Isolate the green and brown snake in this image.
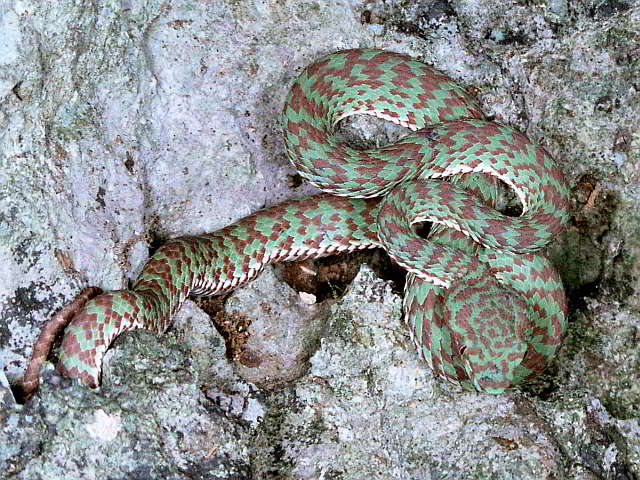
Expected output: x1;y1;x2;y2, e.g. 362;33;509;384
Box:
22;49;569;396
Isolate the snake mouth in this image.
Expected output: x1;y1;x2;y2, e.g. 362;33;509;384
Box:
471;368;515;394
462;346;529;394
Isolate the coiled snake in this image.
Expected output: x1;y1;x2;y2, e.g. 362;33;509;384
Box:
23;49;569;396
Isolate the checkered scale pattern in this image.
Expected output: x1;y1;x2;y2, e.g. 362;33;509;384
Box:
52;49;569;393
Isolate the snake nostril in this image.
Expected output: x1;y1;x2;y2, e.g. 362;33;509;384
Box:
459;345;467;356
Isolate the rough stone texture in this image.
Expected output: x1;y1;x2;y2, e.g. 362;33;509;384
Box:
225;268;331;387
1;0;639;479
1;335;255;479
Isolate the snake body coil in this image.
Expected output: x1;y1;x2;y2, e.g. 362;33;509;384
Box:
42;49;569;394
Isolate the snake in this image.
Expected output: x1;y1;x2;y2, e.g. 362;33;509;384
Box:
23;48;570;396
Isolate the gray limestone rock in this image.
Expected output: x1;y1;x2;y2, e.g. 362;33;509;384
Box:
1;0;639;478
225;267;331;388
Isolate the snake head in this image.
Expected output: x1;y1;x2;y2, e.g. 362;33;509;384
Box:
444;273;533;395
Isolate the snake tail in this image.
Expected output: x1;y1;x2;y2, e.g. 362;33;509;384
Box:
59;195;380;387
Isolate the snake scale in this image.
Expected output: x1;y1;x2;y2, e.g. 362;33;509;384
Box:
25;48;570;396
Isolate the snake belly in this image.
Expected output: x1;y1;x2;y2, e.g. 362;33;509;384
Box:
54;49;569;393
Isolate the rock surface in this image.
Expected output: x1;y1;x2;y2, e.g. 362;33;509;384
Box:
1;1;639;478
